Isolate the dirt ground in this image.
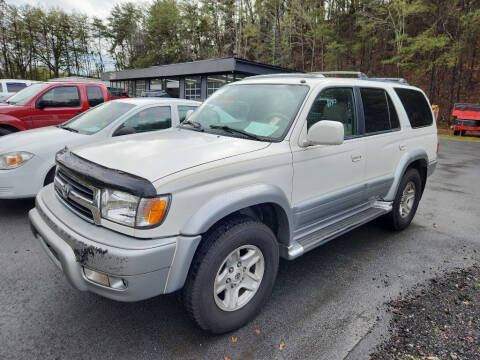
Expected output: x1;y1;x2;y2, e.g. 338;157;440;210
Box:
370;265;480;360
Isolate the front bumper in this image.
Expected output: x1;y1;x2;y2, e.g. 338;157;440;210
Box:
29;186;201;302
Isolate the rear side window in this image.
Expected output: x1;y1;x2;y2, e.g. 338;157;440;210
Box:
86;86;104;106
122;106;172;133
6;82;27;92
178;105;199;122
394;88;433;128
360;88;400;133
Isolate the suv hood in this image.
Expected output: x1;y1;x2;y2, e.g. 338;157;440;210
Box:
72;128;270;183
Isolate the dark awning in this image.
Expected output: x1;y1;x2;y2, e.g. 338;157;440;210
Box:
101;57;296;81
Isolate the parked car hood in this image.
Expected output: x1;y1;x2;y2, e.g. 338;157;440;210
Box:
0;126;85;156
72;128;270;183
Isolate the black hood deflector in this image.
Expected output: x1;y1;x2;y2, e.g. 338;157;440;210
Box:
56;148;157;197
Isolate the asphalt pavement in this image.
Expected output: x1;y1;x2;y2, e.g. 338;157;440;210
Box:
1;138;479;360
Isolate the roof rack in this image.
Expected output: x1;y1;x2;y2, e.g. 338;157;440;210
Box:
369;77;409;85
313;71;368;79
246;72;410;85
246;73;325;80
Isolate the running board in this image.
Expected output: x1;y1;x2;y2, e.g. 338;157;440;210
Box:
283;201;392;260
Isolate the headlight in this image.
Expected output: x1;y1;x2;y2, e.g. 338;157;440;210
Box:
0;151;34;169
101;189;170;228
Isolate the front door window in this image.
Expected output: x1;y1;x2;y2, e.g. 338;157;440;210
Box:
306;87;356;137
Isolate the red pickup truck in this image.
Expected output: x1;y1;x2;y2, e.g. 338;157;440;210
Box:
0;82;117;136
451;103;480;136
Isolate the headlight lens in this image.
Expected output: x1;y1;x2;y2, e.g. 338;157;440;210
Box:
0;151;34;169
101;189;170;228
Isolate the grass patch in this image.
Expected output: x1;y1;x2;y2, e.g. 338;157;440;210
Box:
439;134;480;143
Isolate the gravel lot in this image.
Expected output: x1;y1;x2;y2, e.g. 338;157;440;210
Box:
1;138;479;360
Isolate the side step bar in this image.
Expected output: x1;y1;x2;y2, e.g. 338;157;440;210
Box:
282;201;392;260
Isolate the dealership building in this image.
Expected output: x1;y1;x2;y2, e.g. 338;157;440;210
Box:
101;57;295;101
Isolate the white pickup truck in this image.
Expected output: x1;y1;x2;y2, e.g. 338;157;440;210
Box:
29;73;438;333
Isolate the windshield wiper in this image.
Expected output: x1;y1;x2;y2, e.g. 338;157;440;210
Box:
58;125;79;133
180;120;204;131
6;100;16;105
209;125;264;141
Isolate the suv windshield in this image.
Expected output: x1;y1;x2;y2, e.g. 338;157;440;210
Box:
5;83;49;105
61;101;135;135
187;84;309;140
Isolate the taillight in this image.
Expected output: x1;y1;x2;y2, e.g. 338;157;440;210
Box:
436;138;439;153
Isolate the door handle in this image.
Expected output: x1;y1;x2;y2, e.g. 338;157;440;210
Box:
399;145;407;151
351;155;362;162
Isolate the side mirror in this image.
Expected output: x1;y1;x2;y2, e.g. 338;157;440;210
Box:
113;126;137;137
184;109;194;121
303;120;344;146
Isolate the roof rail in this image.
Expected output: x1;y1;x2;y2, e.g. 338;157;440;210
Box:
369;77;409;85
245;73;325;80
313;71;368;79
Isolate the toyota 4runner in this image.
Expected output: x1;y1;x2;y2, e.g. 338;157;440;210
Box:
29;74;438;333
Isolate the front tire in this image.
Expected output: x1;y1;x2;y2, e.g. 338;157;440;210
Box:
182;216;279;334
387;168;422;231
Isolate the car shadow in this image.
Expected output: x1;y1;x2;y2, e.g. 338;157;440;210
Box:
0;198;35;215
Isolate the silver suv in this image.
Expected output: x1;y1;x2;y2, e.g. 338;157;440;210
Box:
29;73;438;333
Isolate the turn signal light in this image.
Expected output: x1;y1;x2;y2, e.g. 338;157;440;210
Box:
143;198;168;225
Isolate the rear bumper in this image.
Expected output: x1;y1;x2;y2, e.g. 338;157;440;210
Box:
29;186;201;301
452;119;480;131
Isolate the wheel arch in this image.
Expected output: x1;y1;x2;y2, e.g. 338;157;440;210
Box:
181;184;293;245
165;185;292;294
384;149;428;201
0;115;28;132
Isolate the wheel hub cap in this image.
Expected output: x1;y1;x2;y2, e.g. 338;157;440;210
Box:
214;245;265;312
399;181;416;218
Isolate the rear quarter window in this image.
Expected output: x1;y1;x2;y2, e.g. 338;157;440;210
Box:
394;88;433;128
86;86;104;107
6;82;27;92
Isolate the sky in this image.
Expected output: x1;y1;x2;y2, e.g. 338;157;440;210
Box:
6;0;139;19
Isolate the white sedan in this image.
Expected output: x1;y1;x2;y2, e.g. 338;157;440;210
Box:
0;98;200;199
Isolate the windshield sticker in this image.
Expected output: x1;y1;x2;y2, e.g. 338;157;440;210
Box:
244;121;279;137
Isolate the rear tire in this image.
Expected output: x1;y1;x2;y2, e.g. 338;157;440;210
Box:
460;130;467;137
0;127;13;136
453;130;460;136
182;215;279;334
386;168;422;231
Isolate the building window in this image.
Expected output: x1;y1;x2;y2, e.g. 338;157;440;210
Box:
127;80;135;97
148;78;179;98
165;78;179;98
185;77;201;100
234;73;247;81
136;80;146;97
207;74;233;96
150;79;163;90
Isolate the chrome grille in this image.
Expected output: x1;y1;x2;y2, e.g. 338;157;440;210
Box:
54;167;101;224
